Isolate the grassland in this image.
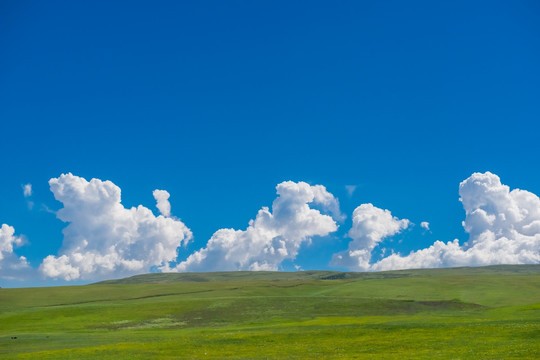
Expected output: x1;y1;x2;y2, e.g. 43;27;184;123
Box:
1;265;539;359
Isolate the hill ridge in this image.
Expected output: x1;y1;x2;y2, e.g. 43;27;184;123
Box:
95;264;540;284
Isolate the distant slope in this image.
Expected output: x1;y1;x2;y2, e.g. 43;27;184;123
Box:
96;264;540;284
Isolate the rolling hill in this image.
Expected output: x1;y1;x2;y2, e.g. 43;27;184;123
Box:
1;265;539;359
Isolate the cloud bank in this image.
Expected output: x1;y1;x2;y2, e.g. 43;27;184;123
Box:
40;174;192;281
173;181;339;272
341;172;540;271
7;170;540;283
0;224;31;279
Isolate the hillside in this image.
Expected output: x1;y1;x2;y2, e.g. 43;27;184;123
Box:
1;265;539;359
96;264;540;284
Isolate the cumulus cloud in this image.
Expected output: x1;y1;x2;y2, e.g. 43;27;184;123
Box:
0;224;32;279
153;189;171;217
40;173;192;281
420;221;430;230
331;204;410;271
23;184;32;197
370;172;540;270
173;181;339;272
312;184;345;221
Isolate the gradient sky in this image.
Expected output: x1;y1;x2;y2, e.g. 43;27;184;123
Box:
1;1;539;287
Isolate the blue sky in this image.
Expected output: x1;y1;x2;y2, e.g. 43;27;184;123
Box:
1;1;539;287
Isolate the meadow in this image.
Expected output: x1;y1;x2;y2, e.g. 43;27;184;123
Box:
1;265;539;359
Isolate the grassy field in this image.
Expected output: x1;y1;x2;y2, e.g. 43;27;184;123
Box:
1;265;539;359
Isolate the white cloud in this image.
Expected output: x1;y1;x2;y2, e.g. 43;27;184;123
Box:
153;189;171;217
345;185;357;197
40;173;192;281
23;184;32;197
331;204;410;271
370;172;540;270
0;225;22;259
312;184;345;221
173;181;339;272
420;221;430;230
0;224;32;279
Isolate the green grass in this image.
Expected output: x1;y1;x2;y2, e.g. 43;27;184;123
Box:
1;265;539;359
